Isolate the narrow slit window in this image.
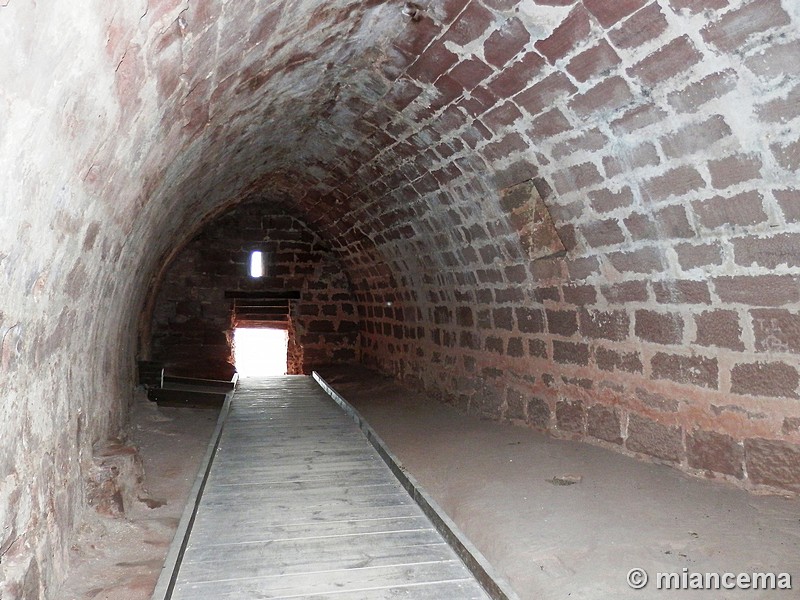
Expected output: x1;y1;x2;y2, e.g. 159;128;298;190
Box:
249;251;264;278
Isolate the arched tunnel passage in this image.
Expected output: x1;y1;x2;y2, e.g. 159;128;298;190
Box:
1;0;800;597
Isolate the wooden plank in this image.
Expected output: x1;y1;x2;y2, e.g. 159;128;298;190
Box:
171;561;479;600
158;376;492;600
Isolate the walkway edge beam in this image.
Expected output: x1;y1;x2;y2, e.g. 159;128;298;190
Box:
312;371;521;600
150;387;236;600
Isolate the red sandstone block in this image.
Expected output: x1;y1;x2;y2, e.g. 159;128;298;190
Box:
482;0;521;9
514;71;577;116
552;161;603;194
570;76;634;116
444;1;496;46
534;5;592;64
580;218;626;247
566;39;621;82
556;400;585;433
601;280;649;303
482;132;528;162
482;101;524;133
455;306;474;327
744;40;800;81
554;129;608;161
675;242;723;270
652;280;711;304
660;115;731;159
695;309;744;350
608;246;664;274
584;0;647;28
579;309;630;340
756;83;800;124
701;0;790;53
495;287;524;303
483;16;531;68
626;414;683;462
643;205;694;240
708;154;763;189
776;189;800;222
602;142;660;177
745;438;800;491
553;340;590;365
448;58;494;91
566;256;600;279
562;284;598;305
494;307;515;330
641;165;706;202
526;108;573;143
627;35;702;86
635;309;684;344
485;336;505;353
734;233;800;269
487;51;547;98
588;187;634;213
752;308;800;354
692;191;767;229
546;309;579;336
669;0;728;13
713;275;800;306
731;361;799;398
383;77;424;112
587;404;623;443
771;139;800;172
667;70;737;113
516;307;545;333
529;339;549;359
610;103;668;135
687;430;743;478
393;15;442;57
608;2;668;49
595;346;643;373
407;41;459;83
651;352;718;388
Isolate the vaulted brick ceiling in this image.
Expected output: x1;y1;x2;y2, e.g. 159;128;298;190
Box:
2;1;800;595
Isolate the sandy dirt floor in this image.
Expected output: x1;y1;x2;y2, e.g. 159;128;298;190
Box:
318;366;800;600
56;395;218;600
56;369;799;599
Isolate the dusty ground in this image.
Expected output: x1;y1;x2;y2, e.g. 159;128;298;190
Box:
56;395;218;600
56;369;799;599
318;366;800;600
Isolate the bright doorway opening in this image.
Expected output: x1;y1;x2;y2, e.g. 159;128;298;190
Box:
233;327;288;377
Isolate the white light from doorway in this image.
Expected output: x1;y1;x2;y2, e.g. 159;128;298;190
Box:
249;250;264;278
233;327;287;377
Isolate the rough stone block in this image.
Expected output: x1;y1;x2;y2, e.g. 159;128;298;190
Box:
556;399;585;433
695;310;744;351
651;352;718;388
745;438;800;491
730;361;799;398
587;404;623;444
626;414;683;462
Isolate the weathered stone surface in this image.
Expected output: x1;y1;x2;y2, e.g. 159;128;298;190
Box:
4;1;800;595
745;439;800;490
687;430;744;478
626;414;683;463
587;405;622;444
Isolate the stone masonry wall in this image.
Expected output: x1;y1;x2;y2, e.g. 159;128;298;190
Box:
150;201;359;378
335;0;800;493
2;1;799;597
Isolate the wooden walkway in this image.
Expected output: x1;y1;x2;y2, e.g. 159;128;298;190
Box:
165;376;493;599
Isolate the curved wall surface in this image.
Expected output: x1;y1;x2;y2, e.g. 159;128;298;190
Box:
1;0;799;597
